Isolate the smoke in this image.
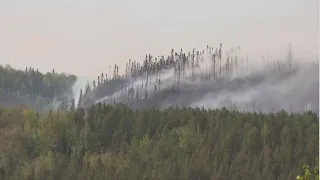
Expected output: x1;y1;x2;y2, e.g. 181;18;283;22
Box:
72;76;90;108
41;76;87;111
190;61;319;113
86;45;319;114
49;97;62;111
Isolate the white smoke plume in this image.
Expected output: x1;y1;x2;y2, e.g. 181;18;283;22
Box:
84;45;318;114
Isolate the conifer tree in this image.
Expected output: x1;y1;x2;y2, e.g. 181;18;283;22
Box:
77;89;83;107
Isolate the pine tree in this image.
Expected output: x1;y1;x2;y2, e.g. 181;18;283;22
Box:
69;98;75;111
77;89;83;107
93;80;96;90
101;73;104;83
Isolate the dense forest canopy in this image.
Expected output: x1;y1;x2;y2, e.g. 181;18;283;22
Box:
0;65;77;111
0;104;318;179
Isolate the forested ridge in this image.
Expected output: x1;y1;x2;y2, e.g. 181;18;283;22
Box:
0;103;318;180
0;65;77;110
0;44;318;179
78;45;243;108
76;44;319;115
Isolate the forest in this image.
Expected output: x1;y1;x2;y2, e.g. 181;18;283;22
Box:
0;65;77;111
78;45;247;109
0;44;318;179
76;44;318;114
0;103;318;180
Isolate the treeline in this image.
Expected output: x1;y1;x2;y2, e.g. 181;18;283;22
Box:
78;44;293;109
0;65;77;110
79;44;245;108
0;103;318;179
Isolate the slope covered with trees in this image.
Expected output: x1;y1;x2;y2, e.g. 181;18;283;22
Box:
0;104;318;180
77;44;319;114
78;45;243;108
0;65;77;111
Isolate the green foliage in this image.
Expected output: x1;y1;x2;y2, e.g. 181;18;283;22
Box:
297;160;319;180
0;104;318;179
0;65;77;110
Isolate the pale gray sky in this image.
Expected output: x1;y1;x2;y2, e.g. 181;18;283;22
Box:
0;0;318;78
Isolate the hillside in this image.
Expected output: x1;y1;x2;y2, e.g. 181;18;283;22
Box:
0;43;318;180
77;44;319;114
0;104;318;179
0;65;77;111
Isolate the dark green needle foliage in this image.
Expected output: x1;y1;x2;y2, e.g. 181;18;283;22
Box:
0;103;318;180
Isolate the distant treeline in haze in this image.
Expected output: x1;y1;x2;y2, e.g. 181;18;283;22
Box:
0;65;77;111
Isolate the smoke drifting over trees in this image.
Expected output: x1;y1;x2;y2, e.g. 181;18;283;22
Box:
77;43;318;114
0;42;318;180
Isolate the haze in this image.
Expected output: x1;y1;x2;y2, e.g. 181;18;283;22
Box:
0;0;318;78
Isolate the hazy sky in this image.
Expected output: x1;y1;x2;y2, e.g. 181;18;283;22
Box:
0;0;318;78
